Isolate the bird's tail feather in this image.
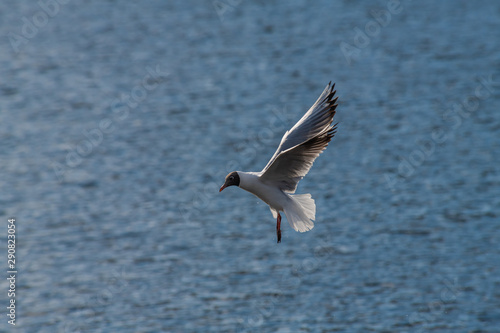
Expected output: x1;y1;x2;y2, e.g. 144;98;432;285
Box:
284;194;316;232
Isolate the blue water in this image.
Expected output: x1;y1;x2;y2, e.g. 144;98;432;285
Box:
1;1;499;332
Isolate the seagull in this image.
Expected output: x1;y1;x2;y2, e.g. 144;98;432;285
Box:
219;82;339;243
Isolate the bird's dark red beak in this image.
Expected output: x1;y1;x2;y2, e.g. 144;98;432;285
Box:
219;184;227;192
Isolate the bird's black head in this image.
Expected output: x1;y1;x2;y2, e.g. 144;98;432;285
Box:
219;171;240;192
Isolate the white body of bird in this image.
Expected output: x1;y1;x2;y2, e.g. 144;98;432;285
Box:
237;171;316;233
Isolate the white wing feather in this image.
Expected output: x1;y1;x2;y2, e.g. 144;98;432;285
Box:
259;83;338;193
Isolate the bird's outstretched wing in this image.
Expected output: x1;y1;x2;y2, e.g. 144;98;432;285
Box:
259;82;338;193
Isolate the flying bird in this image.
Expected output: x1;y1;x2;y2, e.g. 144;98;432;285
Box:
219;82;339;243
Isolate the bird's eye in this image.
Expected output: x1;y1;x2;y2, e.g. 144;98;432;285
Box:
229;176;234;181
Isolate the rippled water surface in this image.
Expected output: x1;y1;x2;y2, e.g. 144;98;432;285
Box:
1;1;500;332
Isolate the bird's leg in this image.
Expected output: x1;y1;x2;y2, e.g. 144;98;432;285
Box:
276;213;281;243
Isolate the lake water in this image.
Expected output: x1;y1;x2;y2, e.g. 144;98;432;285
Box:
1;0;499;332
